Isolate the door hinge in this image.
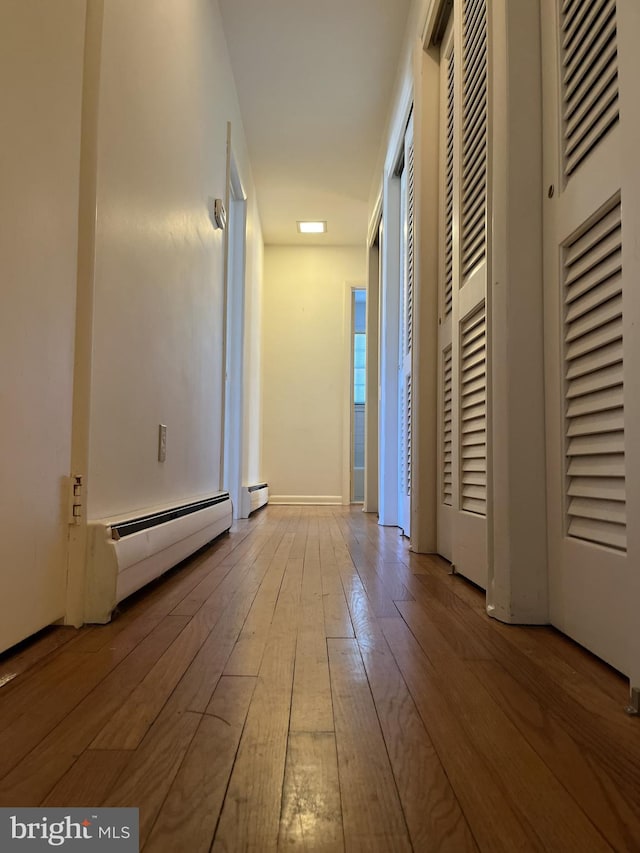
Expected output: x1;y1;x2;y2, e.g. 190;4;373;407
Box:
68;473;84;525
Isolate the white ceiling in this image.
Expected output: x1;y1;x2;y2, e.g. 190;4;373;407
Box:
218;0;413;246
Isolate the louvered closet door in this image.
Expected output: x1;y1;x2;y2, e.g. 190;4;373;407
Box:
450;0;488;587
542;0;640;677
398;114;414;537
437;17;455;561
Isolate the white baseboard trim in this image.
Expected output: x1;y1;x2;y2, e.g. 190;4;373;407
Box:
270;495;343;506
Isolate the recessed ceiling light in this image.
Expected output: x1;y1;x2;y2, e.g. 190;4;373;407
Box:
297;221;327;234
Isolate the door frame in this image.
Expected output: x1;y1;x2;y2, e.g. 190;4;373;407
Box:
397;113;414;538
379;169;401;526
342;282;366;504
65;0;105;628
221;126;248;519
364;199;381;514
378;78;413;528
486;0;548;624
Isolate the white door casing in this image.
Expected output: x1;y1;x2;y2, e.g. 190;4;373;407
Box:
363;215;381;514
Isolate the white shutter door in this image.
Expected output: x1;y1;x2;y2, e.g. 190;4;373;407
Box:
543;0;640;682
450;0;488;587
398;114;414;537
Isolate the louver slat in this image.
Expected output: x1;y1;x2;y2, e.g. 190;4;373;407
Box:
442;347;453;505
463;100;487;160
565;293;621;342
566;317;620;360
568;518;626;550
462;332;485;358
463;157;486;210
563;0;614;75
566;263;620;307
561;0;619;178
463;389;486;410
463;50;486;98
462;375;485;397
567;477;625;501
566;274;620;322
568;497;625;524
566;385;622;418
462;401;485;422
566;363;622;398
461;0;487;282
462;361;485;384
462;239;486;277
567;432;624;455
463;415;485;433
564;205;619;264
465;0;484;33
565;66;617;139
564;199;625;551
566;407;623;436
563;0;588;34
566;338;622;379
565;39;616;120
460;305;486;515
565;226;620;286
566;101;619;177
462;432;486;447
568;455;624;477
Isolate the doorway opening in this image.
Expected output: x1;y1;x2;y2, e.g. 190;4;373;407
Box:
351;289;366;503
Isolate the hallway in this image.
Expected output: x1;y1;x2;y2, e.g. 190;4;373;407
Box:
0;507;638;851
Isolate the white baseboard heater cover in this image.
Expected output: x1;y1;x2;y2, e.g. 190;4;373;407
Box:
85;491;232;623
239;483;269;519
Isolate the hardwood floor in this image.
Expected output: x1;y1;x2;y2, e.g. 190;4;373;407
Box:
0;506;638;851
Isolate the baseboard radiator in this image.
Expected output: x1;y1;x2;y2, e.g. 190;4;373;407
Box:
239;483;269;519
85;492;232;623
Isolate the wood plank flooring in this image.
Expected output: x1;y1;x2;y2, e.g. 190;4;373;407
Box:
0;506;638;851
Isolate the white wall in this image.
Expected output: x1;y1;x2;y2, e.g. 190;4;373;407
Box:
262;246;365;504
0;0;86;652
88;0;263;519
0;0;265;649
